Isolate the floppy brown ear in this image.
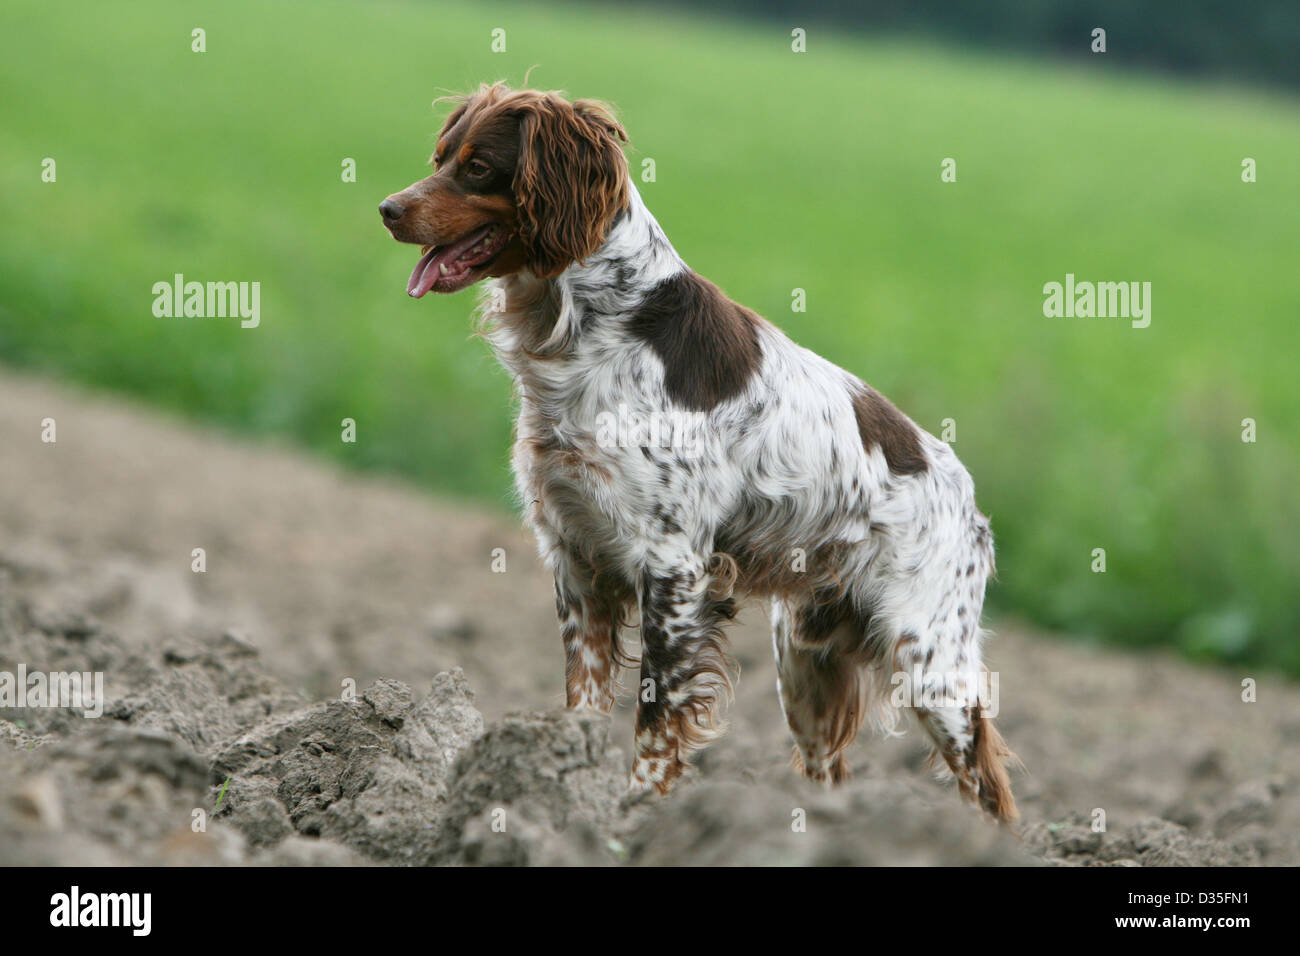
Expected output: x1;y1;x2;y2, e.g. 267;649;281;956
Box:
513;94;629;278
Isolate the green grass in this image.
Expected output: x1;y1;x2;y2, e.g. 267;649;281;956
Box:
2;0;1297;671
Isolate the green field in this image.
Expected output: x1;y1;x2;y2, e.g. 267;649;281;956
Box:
1;0;1297;671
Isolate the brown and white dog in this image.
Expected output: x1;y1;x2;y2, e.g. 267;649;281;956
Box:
381;83;1019;822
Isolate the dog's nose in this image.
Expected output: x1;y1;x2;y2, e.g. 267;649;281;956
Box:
379;198;404;222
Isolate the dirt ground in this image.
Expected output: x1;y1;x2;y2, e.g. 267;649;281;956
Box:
1;369;1296;865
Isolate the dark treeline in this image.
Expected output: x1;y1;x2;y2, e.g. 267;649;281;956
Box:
624;0;1299;89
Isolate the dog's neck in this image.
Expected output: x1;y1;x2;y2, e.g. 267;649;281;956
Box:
481;182;685;364
565;182;685;308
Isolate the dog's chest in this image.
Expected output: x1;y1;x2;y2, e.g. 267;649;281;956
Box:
511;349;660;539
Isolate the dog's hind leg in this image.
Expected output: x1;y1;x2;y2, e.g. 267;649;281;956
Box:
770;596;873;785
898;632;1020;824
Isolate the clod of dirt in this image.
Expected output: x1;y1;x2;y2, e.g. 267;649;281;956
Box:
626;777;1032;866
213;671;484;863
1213;778;1280;835
1022;812;1261;866
1;724;233;865
435;709;627;865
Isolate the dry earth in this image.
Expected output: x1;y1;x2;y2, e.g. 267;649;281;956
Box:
1;370;1297;865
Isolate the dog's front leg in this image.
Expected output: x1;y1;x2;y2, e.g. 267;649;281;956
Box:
552;548;632;714
629;543;736;795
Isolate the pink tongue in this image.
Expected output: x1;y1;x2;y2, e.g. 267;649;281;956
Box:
404;225;500;298
407;247;446;298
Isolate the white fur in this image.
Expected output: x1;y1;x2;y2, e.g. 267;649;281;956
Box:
478;183;996;789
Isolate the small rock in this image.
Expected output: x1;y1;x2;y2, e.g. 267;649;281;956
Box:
217;630;260;658
435;708;625;864
1189;749;1229;782
1214;779;1275;835
361;679;413;728
13;774;64;830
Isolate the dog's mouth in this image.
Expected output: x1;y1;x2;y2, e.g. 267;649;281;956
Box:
406;223;513;297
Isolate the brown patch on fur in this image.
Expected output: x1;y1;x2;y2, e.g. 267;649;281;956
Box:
628;272;762;412
561;604;618;712
795;591;853;644
812;654;870;759
707;551;739;598
891;633;921;674
637;701;729;795
510;91;629;277
556;565;636;713
416;193;514;248
829;750;852;783
973;713;1021;824
852;387;929;476
721;539;853;609
791;745;850;781
781;621;872;785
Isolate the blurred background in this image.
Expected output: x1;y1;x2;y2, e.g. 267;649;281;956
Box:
1;0;1297;673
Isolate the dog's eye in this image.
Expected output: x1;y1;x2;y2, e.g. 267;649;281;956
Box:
465;159;492;179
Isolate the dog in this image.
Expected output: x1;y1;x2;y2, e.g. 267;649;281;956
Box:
380;83;1019;822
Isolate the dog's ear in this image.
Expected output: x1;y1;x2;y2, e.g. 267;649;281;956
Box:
513;94;629;278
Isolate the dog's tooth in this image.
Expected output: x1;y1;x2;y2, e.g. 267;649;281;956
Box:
439;263;449;275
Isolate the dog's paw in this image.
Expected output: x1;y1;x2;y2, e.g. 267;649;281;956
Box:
619;778;661;813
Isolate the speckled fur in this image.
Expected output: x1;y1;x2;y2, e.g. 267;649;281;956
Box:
475;181;1017;821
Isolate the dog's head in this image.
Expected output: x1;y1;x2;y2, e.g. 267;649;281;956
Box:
380;83;629;297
